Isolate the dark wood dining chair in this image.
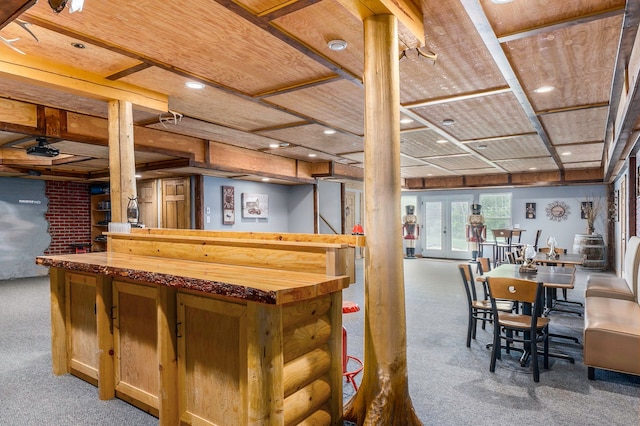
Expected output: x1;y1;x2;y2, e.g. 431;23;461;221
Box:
492;229;513;265
532;229;543;251
486;277;550;382
458;264;513;347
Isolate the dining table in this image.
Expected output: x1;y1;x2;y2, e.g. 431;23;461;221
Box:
477;263;578;364
530;252;586;266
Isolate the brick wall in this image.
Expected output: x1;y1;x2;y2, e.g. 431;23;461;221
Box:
44;181;91;255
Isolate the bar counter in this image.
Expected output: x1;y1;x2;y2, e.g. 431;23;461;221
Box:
36;231;356;426
36;252;349;305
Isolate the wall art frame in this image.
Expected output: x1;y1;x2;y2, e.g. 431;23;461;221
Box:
222;185;235;225
241;193;269;219
525;202;536;219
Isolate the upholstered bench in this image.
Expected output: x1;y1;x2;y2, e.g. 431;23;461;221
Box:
585;236;640;301
584;296;640;379
584;236;640;380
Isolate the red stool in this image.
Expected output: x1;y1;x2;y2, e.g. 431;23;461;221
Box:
342;301;363;391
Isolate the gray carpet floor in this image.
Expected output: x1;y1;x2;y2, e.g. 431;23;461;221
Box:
1;258;638;425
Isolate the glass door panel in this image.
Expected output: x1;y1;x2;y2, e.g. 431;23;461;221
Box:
422;198;472;259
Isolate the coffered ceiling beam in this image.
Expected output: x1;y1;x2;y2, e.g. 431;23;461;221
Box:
460;0;563;170
0;50;168;112
604;1;640;180
403;87;511;109
335;0;425;45
0;0;35;30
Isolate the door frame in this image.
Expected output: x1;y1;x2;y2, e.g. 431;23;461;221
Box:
421;195;474;260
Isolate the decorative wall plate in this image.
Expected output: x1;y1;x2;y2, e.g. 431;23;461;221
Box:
545;200;570;222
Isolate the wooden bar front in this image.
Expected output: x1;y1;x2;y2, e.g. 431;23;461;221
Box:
37;230;358;425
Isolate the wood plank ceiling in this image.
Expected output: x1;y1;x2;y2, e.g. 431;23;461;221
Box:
0;0;636;188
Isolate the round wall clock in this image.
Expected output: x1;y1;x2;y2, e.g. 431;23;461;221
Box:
545;200;570;222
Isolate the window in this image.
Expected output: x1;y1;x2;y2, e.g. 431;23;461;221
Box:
479;193;512;233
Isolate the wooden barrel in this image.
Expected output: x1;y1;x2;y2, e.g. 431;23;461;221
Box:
573;233;606;270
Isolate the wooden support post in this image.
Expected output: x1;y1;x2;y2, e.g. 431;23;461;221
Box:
246;302;284;425
157;286;179;426
108;100;137;223
49;267;67;376
344;13;421;425
95;274;115;400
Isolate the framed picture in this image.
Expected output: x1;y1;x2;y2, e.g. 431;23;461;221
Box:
580;201;592;220
242;193;269;218
222;186;235;225
525;202;536;219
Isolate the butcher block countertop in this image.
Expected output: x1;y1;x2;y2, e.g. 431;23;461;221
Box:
36;252;350;305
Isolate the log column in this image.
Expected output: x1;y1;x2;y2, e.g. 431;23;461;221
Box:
108;99;137;223
345;13;421;425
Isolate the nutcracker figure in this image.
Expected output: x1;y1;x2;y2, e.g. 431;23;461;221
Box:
466;203;485;262
402;205;419;258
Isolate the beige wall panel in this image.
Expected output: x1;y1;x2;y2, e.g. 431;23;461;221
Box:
259;123;363;154
1;21;141;76
121;67;301;131
274;0;364;77
399;1;506;104
146;117;280;151
506;17;622;112
25;1;334;95
401;130;466;157
267;80;364;135
412;92;535;140
541;107;608;145
496;157;557;172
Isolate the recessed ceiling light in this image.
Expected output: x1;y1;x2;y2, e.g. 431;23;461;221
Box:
185;81;205;89
327;39;348;51
436;139;448;144
134;174;142;178
562;151;572;156
442;119;455;126
279;142;290;147
308;153;317;157
534;85;554;93
529;167;537;170
324;129;336;135
400;118;414;124
261;178;270;182
427;173;433;176
491;0;514;3
71;42;85;49
269;143;279;149
477;144;487;149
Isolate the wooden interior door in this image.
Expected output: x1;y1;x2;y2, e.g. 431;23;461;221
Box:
137;180;157;228
161;178;190;229
344;191;356;234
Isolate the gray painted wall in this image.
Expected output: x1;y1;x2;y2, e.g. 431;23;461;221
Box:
202;176;315;233
318;180;342;234
404;184;607;257
0;178;50;279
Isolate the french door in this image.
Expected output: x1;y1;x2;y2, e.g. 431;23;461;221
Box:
422;197;473;259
